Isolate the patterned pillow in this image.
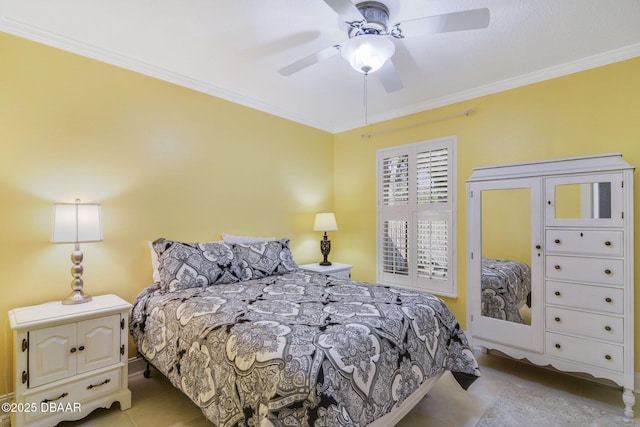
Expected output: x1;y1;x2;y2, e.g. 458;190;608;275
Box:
152;238;242;292
233;238;299;281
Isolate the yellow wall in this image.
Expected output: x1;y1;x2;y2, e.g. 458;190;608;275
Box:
0;33;334;395
333;55;640;371
481;188;531;264
2;29;640;397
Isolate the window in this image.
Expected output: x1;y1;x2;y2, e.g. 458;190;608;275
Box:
376;136;457;297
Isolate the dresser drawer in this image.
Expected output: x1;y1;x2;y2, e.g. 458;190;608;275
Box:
545;230;623;256
545;281;623;314
546;307;623;342
23;367;122;422
545;332;623;372
545;255;623;286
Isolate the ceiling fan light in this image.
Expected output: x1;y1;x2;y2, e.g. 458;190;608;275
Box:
341;34;395;74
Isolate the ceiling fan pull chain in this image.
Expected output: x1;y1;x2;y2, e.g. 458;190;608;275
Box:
364;72;369;125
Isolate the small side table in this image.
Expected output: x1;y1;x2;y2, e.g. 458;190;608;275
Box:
299;262;352;280
8;294;132;427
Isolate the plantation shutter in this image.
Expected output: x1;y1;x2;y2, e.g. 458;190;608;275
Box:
377;137;456;297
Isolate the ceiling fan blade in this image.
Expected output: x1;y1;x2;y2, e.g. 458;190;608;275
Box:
399;8;490;36
278;45;340;76
377;60;403;93
323;0;365;23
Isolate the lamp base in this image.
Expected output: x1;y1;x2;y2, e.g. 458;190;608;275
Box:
62;249;92;304
62;289;92;305
320;235;332;266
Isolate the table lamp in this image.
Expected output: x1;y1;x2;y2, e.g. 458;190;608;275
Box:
313;212;338;266
52;199;103;304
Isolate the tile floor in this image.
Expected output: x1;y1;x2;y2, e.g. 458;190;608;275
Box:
59;350;636;427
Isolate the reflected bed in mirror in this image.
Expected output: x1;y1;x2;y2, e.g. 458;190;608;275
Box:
481;258;531;324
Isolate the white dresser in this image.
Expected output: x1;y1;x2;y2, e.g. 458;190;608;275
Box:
466;153;634;417
8;294;132;427
299;262;352;280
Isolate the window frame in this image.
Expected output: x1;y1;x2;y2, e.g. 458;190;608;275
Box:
376;136;457;298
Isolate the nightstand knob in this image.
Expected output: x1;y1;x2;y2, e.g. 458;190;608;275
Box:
554;317;561;322
605;241;612;246
605;326;612;331
554;239;560;244
79;345;85;351
555;343;561;349
604;269;612;275
554;265;561;270
70;347;77;353
605;297;613;303
554;291;561;296
605;355;612;361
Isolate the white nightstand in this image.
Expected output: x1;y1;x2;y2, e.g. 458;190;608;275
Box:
8;294;132;427
299;262;352;280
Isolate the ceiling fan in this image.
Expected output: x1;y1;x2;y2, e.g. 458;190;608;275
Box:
278;0;490;93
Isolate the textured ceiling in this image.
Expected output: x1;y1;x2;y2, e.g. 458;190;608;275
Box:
1;0;639;133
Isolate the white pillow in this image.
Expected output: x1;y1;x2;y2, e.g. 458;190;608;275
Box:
148;241;160;283
221;233;276;244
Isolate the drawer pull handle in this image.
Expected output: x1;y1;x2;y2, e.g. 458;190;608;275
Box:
554;265;561;270
87;378;111;390
554;239;560;244
605;326;612;331
79;345;85;351
605;355;612;361
605;297;613;303
42;393;68;403
605;241;612;246
554;291;561;296
70;347;77;353
604;269;612;275
554;317;561;322
555;343;561;349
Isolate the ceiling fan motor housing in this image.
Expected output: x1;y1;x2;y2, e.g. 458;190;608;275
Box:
350;1;390;36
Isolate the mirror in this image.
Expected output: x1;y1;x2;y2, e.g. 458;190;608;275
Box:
481;188;532;325
554;182;612;219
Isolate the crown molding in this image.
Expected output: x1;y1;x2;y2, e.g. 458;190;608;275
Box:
2;12;639;134
0;15;333;132
335;43;640;133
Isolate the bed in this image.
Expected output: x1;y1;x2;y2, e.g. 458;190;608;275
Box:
130;238;480;426
481;258;531;323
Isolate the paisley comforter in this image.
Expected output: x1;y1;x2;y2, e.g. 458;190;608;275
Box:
481;258;531;323
130;270;479;427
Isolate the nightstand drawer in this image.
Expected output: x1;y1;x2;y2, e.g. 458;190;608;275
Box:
328;269;351;280
299;263;352;280
23;367;122;423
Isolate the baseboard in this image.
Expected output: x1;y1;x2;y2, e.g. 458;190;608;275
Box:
0;393;14;427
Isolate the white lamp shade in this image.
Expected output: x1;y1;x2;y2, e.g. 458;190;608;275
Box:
313;212;338;232
52;202;103;243
341;34;396;74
